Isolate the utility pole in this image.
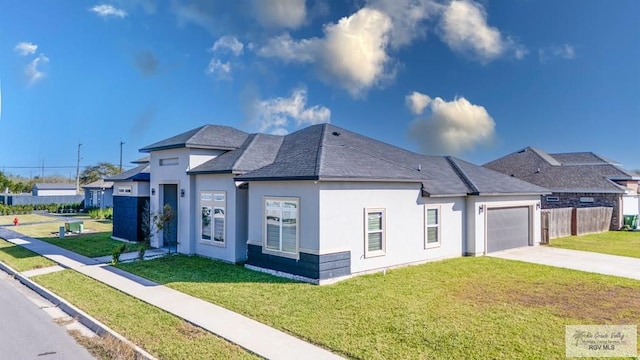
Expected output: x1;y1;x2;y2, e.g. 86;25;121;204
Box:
76;143;82;192
119;141;125;173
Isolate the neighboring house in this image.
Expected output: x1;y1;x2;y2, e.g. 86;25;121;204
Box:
106;159;150;242
82;180;114;209
136;124;548;284
484;147;640;230
32;183;77;196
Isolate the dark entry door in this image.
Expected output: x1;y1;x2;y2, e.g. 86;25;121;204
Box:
162;184;178;251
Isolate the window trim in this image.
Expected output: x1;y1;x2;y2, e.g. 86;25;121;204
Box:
117;185;132;194
425;205;441;249
262;197;300;260
364;208;386;258
545;196;559;202
159;157;179;166
200;191;226;247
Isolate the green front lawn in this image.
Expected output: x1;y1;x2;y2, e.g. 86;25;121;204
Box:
549;231;640;258
118;255;640;359
0;213;57;225
10;219;137;258
0;238;56;271
34;270;258;360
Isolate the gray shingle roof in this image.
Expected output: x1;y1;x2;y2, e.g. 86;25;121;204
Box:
139;125;248;152
82;180;114;189
188;134;284;174
236;124;548;196
484;147;634;193
106;163;150;182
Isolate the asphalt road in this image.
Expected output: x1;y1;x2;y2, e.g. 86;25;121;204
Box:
0;273;95;360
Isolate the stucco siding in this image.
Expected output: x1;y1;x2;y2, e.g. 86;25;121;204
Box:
194;174;242;263
319;182;465;275
466;195;541;255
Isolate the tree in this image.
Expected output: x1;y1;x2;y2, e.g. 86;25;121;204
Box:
79;162;120;184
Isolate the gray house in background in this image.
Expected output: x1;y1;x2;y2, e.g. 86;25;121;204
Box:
32;183;77;196
484;147;640;230
82;180;114;209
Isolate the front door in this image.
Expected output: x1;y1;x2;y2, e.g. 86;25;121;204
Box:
162;184;178;252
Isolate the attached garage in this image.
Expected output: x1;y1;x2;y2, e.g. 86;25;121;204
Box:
486;206;531;252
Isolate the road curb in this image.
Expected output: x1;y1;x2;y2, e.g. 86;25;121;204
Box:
0;261;158;360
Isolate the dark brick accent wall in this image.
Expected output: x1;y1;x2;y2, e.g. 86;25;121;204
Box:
113;196;149;241
542;192;621;230
247;244;351;280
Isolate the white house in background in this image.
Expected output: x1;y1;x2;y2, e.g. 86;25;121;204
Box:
32;183;77;196
137;124;549;284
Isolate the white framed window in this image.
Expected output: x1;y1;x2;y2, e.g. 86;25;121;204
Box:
364;208;385;258
201;191;225;245
580;197;594;203
264;197;299;258
117;186;131;194
159;157;179;166
546;196;559;202
425;206;440;248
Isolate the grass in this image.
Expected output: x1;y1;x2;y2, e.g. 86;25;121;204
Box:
0;238;56;271
117;255;640;359
0;213;58;225
549;230;640;258
33;270;258;360
11;219;138;258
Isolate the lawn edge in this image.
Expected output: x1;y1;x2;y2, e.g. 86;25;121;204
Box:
0;260;158;360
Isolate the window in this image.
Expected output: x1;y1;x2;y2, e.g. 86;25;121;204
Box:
425;206;440;248
117;186;131;194
580;197;594;203
546;196;559;202
264;198;299;258
159;157;179;166
201;191;225;245
365;208;385;257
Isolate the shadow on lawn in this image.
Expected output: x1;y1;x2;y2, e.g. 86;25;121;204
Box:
0;244;41;260
115;254;299;286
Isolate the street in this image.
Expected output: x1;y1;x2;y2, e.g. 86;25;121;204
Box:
0;272;95;360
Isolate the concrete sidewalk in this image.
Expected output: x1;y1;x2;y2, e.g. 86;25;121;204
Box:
489;246;640;281
0;227;343;360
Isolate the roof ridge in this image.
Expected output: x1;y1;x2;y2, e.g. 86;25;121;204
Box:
445;156;479;195
232;134;258;171
527;147;561;166
313;124;327;177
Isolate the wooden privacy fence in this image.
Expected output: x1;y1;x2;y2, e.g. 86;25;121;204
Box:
541;207;613;243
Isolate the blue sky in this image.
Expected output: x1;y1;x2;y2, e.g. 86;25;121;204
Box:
1;0;638;178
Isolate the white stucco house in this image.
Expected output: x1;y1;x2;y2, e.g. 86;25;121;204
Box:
137;124;549;284
32;183;78;196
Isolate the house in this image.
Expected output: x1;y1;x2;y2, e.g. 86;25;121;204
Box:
82;180;114;209
484;147;640;230
106;158;150;242
32;183;77;196
136;124;548;284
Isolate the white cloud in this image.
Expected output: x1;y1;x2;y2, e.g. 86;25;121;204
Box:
14;42;38;56
251;87;331;135
439;0;525;63
211;36;244;56
539;44;576;63
252;0;307;29
258;7;394;97
90;4;128;18
366;0;440;48
406;91;432;115
25;54;49;85
206;59;232;80
408;93;495;155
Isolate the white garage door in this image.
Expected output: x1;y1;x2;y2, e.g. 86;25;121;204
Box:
487;206;530;252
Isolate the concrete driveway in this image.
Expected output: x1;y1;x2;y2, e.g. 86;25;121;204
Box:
489;246;640;281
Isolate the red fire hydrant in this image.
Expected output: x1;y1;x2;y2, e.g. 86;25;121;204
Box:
13;217;19;226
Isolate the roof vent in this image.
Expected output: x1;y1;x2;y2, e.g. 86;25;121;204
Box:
418;164;422;171
332;131;341;136
535;168;540;173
